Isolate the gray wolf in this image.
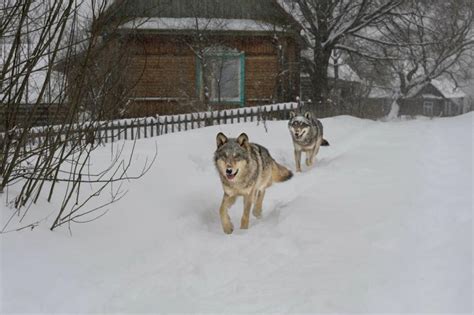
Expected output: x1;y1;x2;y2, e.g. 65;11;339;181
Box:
214;132;293;234
288;111;329;172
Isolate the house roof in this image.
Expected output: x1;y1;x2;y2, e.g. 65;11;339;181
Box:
119;18;285;33
407;78;466;99
106;0;297;30
431;79;466;99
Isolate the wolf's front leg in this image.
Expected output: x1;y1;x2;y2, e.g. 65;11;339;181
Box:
219;194;236;234
252;189;266;219
310;143;321;166
305;150;312;166
294;149;302;172
306;146;316;166
241;192;255;229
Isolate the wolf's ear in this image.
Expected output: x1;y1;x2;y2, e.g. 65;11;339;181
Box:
237;133;249;148
216;132;228;148
289;111;296;119
304;111;313;120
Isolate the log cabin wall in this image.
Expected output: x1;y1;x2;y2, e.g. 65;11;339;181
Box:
122;34;299;117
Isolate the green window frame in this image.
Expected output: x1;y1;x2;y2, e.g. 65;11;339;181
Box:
423;100;434;116
196;50;245;107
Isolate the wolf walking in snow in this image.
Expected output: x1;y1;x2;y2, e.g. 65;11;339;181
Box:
214;132;293;234
288;111;329;172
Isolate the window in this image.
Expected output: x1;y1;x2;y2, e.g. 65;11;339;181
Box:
198;48;245;105
423;101;434;116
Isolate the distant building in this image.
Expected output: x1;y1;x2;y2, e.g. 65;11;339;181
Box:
399;79;467;117
0;36;64;130
300;54;392;119
300;54;362;105
364;86;395;118
65;0;302;118
0;36;61;105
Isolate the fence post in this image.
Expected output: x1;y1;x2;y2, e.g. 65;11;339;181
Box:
124;121;128;141
117;121;121;141
95;127;100;144
104;124;108;144
156;116;160;136
137;120;141;139
110;122;115;143
144;118;148;138
131;120;135;140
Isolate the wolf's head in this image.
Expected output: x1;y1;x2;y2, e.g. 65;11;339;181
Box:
288;111;313;141
214;132;250;183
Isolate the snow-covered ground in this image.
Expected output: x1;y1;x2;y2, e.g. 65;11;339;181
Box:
1;113;472;313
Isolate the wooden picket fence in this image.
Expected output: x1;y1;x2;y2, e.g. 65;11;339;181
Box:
14;102;298;147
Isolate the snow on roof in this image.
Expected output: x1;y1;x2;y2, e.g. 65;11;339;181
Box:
407;78;467;99
431;79;466;99
368;86;394;98
300;48;362;83
119;17;284;32
420;94;444;99
111;0;292;26
405;84;425;98
300;63;361;83
327;59;361;83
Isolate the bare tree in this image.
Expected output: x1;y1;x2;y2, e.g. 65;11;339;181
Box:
0;0;155;232
179;13;231;112
279;0;403;113
351;0;474;99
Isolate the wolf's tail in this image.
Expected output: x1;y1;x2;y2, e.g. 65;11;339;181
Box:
272;162;293;183
321;138;330;146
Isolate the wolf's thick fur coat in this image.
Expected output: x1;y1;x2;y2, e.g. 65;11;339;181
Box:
214;132;292;234
288;111;329;172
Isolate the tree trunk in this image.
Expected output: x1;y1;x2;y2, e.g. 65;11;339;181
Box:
310;47;332;117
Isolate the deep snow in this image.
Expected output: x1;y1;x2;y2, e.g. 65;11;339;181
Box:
1;114;472;313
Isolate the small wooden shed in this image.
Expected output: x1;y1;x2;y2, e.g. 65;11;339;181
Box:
399;79;467;117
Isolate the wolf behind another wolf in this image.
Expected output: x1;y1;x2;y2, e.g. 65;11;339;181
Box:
214;132;292;234
288;111;329;172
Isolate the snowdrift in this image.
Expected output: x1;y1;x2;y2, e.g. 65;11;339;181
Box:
1;113;472;313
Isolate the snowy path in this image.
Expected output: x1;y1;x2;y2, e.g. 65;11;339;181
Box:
1;114;472;313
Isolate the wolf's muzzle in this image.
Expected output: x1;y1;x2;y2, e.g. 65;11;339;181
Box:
295;130;306;139
225;168;238;180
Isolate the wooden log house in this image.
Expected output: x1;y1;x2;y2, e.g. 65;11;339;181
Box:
85;0;301;118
